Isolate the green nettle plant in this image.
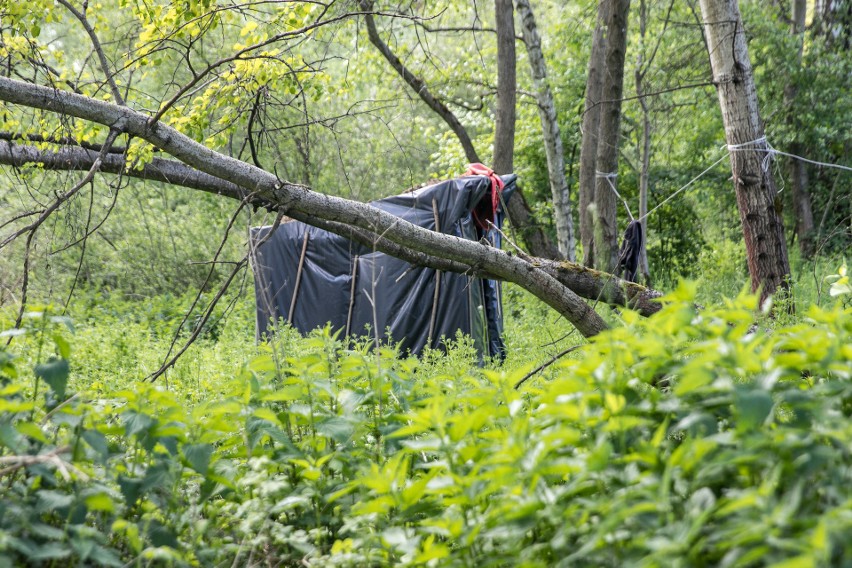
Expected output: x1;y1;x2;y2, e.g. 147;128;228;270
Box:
1;286;851;566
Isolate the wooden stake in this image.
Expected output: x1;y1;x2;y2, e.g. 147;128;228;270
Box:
345;255;359;338
427;199;441;346
288;231;310;324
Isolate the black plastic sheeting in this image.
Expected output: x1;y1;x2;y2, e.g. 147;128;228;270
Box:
250;174;516;360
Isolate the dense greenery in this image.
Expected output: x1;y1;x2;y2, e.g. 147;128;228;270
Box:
1;276;850;566
1;0;851;565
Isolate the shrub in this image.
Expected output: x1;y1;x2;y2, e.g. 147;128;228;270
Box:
1;288;850;566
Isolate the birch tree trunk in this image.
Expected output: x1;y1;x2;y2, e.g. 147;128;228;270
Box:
516;0;576;261
593;0;631;273
578;0;610;267
698;0;792;304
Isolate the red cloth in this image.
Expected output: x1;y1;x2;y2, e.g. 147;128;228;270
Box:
464;163;505;231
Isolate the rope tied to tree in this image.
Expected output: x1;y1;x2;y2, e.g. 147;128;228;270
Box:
726;136;852;174
595;170;635;221
725;136;774;172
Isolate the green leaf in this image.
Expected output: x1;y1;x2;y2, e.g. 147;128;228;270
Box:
82;429;109;458
35;358;69;400
29;542;70;561
0;422;25;451
36;490;74;514
84;492;115;512
142;462;172;492
118;475;143;505
735;389;774;431
147;520;179;549
15;421;45;442
768;555;815;568
316;416;355;443
88;545;123;567
248;354;276;373
53;333;71;359
123;411;155;438
183;443;214;475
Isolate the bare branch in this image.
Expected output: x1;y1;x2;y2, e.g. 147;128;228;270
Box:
359;0;481;164
56;0;125;105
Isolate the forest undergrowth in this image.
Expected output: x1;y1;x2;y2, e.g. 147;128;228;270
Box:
0;257;850;567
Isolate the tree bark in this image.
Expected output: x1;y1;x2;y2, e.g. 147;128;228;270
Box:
634;0;653;284
578;0;609;267
0;136;663;318
516;0;576;261
593;0;631;273
360;1;560;259
785;0;815;258
0;76;609;337
698;0;791;304
493;0;517;176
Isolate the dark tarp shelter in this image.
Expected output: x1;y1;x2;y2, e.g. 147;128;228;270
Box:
250;173;516;360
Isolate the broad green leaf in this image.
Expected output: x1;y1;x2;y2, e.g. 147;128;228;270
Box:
84;492;115;512
183;443;214;475
28;542;71;561
35;357;69;400
735;389;774;431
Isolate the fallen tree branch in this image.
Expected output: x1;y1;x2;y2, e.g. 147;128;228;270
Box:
0;445;88;481
0;135;662;319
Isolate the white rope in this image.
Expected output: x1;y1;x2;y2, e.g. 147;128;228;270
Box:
595;171;634;221
595;171;619;179
725;136;774;172
589;137;850;228
636;154;730;224
726;136;852;173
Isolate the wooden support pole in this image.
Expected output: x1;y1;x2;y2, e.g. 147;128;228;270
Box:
345;255;359;338
427;199;442;346
288;231;310;324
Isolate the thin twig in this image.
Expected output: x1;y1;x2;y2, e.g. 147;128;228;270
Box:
56;0;125;105
486;219;530;260
514;344;584;390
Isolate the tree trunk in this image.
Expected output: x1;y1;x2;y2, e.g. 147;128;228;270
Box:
0;76;610;337
516;0;575;261
786;0;816;258
593;0;631;273
493;0;517;176
635;0;652;284
698;0;791;304
578;0;609;267
361;0;561;259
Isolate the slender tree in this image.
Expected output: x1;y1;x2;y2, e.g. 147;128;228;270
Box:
698;0;792;304
634;0;652;284
493;0;517;176
578;0;609;267
785;0;816;258
516;0;576;260
593;0;631;273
